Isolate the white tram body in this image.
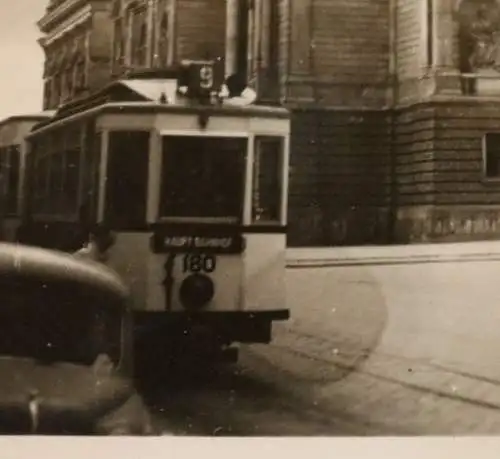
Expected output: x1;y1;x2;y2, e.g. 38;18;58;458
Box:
20;63;290;359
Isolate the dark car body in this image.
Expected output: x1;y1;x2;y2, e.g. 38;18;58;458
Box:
0;242;154;435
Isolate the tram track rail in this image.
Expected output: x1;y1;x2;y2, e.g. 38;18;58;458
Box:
247;328;500;415
142;321;500;436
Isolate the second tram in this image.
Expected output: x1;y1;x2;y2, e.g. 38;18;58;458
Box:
0;111;54;242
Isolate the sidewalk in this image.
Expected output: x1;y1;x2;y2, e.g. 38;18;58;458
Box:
286;240;500;268
261;243;500;434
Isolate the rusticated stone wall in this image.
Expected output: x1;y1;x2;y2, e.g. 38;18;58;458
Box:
287;108;392;246
394;100;500;243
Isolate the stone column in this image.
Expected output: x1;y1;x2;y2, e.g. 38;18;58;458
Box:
434;0;462;95
151;0;159;66
124;10;133;67
225;0;239;76
248;0;260;88
260;0;270;67
146;0;155;67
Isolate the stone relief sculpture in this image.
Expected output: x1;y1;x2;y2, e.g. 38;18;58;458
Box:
458;0;500;71
469;4;500;69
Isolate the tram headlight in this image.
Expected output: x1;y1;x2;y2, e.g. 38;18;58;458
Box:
179;273;215;310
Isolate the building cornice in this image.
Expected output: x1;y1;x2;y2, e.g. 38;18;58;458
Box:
39;0;110;33
38;0;89;32
39;4;92;48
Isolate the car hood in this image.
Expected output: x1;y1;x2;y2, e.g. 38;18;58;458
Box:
0;357;134;434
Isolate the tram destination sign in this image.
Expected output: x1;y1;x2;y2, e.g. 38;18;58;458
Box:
151;233;244;254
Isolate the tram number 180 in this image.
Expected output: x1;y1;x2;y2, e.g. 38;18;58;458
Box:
182;253;217;274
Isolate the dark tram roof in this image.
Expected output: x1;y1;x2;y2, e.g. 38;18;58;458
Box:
0;111;55;130
32;66;288;132
34;66;194;129
57;67;182;120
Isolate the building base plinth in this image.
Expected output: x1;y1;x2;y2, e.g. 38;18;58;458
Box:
395;206;500;244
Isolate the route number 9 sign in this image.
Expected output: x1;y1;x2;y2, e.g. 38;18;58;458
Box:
199;65;214;90
184;61;223;98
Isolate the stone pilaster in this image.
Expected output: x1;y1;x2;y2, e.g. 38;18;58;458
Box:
225;0;239;76
145;0;154;67
433;0;462;95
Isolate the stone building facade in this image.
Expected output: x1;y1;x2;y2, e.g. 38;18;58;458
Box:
282;0;500;245
38;0;116;110
35;0;500;246
109;0;226;78
391;0;500;244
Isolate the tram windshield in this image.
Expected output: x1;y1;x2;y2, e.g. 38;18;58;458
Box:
0;284;122;366
159;136;246;222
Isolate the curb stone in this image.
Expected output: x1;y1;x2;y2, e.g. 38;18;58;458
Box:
286;242;500;267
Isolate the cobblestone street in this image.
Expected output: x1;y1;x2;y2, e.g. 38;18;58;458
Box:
239;245;500;434
147;243;500;435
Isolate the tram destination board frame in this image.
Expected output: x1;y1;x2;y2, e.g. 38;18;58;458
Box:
150;231;245;254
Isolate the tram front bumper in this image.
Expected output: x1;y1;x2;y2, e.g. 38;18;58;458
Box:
134;309;290;344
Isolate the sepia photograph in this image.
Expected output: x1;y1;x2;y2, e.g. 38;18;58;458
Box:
1;0;500;452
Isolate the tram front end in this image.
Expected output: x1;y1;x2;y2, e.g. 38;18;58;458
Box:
105;113;291;365
98;68;291;365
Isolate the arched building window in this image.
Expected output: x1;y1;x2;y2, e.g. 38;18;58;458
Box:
112;18;124;72
53;72;62;107
64;58;74;101
43;79;52;110
74;55;86;92
129;5;147;68
57;49;69;102
43;58;51;80
136;23;147;66
43;53;56;108
158;12;169;66
66;70;74;100
137;24;147;65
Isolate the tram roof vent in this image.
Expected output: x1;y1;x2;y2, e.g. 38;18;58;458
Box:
120;78;178;104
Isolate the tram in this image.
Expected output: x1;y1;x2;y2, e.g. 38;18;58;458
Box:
17;61;290;364
0;111;54;242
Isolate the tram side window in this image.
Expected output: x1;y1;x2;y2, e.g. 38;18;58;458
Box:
62;145;81;215
29;130;83;218
159;136;246;221
48;152;64;213
33;156;49;214
81;128;101;225
252;136;283;224
105;131;150;228
7;146;20;215
0;145;20;215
